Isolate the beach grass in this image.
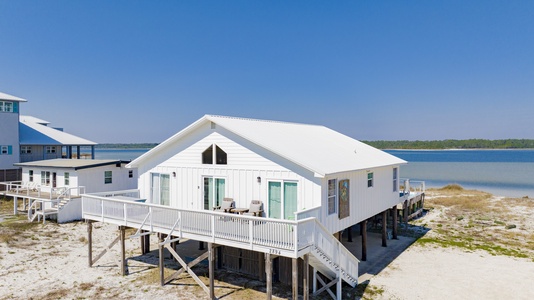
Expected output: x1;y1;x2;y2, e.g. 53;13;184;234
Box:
417;187;534;260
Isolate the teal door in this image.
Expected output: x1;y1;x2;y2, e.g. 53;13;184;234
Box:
268;181;297;220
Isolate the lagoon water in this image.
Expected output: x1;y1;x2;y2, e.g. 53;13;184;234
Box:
386;150;534;198
93;148;534;198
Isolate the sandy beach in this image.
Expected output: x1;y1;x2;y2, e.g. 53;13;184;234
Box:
1;187;533;299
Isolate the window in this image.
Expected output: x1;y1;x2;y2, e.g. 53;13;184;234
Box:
0;101;15;112
1;146;8;154
64;172;70;186
29;170;34;182
367;172;374;188
151;173;170;206
41;171;51;186
328;179;337;215
21;146;32;154
104;171;112;184
202;144;227;165
46;146;56;154
129;170;133;178
393;168;398;192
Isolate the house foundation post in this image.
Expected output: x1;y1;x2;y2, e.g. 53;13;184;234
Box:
120;226;126;276
347;226;353;242
265;253;272;300
158;233;164;286
208;242;215;299
292;257;298;300
392;205;398;240
87;221;93;267
382;211;387;247
303;254;309;300
361;220;367;261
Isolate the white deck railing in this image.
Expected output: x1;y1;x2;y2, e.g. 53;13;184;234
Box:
294;206;321;220
81;192;359;284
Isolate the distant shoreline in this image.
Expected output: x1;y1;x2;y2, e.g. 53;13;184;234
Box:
363;139;534;150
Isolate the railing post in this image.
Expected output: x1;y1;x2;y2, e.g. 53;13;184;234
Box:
124;203;128;224
294;222;298;257
211;215;215;242
249;218;254;248
101;199;104;222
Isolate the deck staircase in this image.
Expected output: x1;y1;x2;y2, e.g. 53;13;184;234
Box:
26;187;84;223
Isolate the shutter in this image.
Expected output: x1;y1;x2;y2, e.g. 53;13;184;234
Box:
13;102;19;113
8;145;13;155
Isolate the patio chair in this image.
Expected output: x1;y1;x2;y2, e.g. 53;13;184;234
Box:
243;200;263;217
213;197;235;212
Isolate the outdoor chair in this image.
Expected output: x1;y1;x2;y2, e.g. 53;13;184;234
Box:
243;200;263;217
213;197;235;213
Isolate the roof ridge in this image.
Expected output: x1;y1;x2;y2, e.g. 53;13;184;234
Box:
206;114;323;127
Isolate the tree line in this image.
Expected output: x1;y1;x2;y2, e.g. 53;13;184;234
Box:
362;139;534;149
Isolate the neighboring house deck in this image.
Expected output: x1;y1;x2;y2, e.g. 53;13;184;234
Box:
0;159;138;223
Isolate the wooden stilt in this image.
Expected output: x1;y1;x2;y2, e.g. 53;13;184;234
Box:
404;200;409;222
265;253;272;300
120;226;126;276
392;206;398;240
303;254;309;300
361;220;367;261
208;242;215;300
347;226;353;242
382;211;387;247
87;221;93;267
312;267;317;294
140;230;145;255
292;257;298;300
159;233;164;286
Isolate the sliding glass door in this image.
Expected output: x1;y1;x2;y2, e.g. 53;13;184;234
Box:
203;177;225;210
268;181;297;220
151;173;170;206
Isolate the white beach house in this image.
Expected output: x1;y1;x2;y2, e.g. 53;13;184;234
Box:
129;115;406;233
81;115;424;300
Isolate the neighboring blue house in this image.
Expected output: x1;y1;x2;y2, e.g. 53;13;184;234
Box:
0;91;97;183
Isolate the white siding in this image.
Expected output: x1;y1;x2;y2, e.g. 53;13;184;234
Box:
137;123;322;214
321;165;402;233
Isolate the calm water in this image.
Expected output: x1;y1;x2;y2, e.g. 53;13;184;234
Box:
92;148;149;161
386;150;534;198
92;148;534;198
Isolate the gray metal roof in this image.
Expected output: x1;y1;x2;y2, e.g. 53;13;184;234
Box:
14;159;123;170
19;116;97;146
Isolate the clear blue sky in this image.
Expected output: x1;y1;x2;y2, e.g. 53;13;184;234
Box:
1;1;533;143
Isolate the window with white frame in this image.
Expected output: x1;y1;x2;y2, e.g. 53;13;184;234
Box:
393;168;398;192
45;146;56;154
0;101;14;112
202;144;227;165
1;146;8;155
328;179;337;215
129;170;133;178
64;172;70;186
21;146;32;154
41;171;51;186
367;172;374;188
29;170;34;182
104;171;112;184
